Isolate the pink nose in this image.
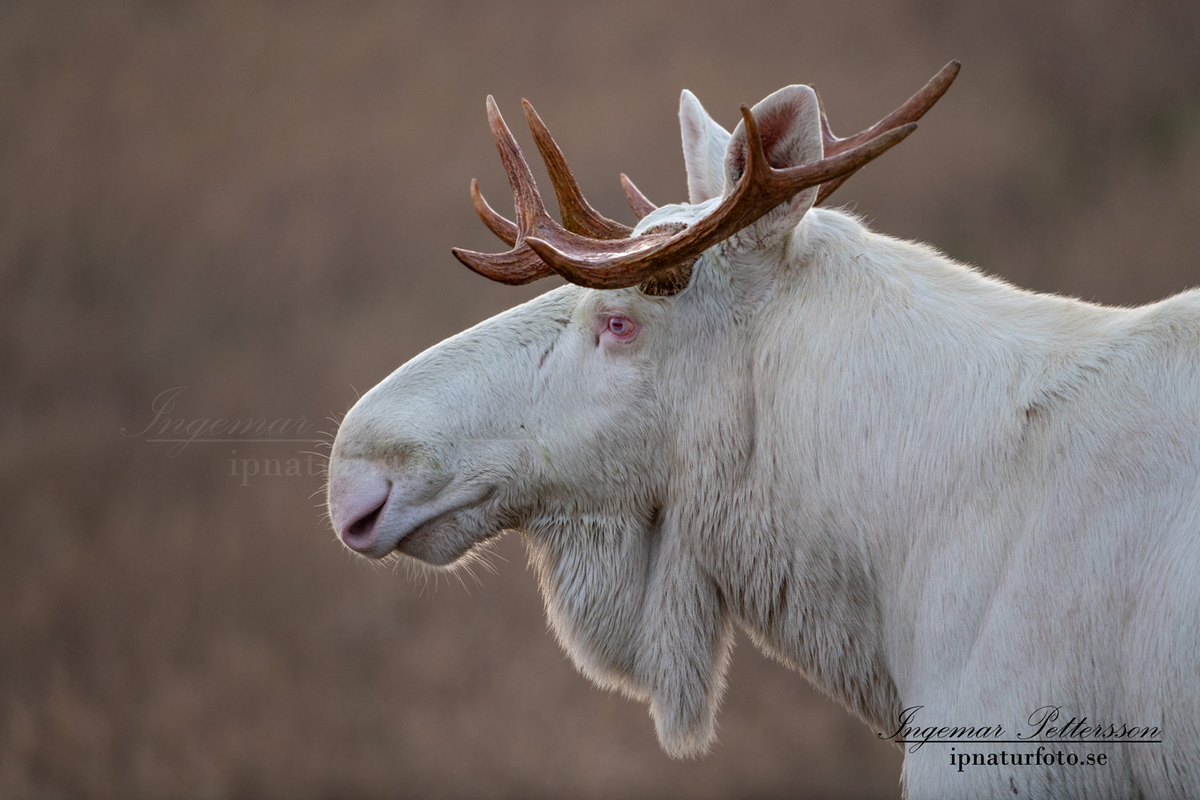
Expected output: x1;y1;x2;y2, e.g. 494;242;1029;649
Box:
328;461;391;553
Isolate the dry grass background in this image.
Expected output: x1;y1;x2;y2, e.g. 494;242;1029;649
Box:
2;2;1199;798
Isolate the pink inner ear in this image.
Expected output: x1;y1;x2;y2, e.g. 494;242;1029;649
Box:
728;145;747;182
754;105;800;170
727;93;814;185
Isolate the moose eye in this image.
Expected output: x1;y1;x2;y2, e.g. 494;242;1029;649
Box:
604;314;639;341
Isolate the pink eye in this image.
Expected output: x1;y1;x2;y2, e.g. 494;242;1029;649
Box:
604;314;638;340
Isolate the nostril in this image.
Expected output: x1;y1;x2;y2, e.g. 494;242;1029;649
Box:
345;497;387;545
328;461;392;553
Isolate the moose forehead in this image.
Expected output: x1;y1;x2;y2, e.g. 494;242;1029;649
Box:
633;197;722;238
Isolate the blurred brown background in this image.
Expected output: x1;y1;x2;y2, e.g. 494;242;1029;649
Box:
3;2;1199;798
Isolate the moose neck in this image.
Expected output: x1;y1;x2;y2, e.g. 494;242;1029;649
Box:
670;208;1119;731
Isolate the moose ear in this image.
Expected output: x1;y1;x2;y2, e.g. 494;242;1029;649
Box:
722;84;823;243
680;90;732;204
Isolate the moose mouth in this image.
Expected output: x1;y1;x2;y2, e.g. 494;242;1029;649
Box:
390;497;494;565
335;475;495;564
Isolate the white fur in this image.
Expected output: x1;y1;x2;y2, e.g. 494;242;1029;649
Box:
329;84;1200;798
679;89;729;203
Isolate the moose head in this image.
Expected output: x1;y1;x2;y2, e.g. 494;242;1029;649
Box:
327;65;961;755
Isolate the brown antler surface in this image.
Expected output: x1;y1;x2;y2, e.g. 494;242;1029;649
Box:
521;101;632;239
454;63;958;292
815;60;959;205
452;97;621;285
523;113;915;289
620;173;658;220
583;60;960;221
469;178;519;246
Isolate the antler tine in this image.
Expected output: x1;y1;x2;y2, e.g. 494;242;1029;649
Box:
816;61;959;205
824;61;959;156
620;173;658;220
451;96;560;283
525;117;916;289
522;99;632;239
485;95;550;236
454;96;641;284
738;104;774;184
451;243;557;285
470;178;518;246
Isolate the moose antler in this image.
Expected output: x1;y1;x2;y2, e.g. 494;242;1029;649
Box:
815;60;959;205
453;62;959;292
453;98;638;285
523;114;916;289
618;61;962;218
620;173;658;220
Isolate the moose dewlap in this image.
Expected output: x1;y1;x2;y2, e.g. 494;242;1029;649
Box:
327;63;1200;798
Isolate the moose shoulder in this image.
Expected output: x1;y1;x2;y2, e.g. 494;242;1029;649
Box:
327;63;1200;798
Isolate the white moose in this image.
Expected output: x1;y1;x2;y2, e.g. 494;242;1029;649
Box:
327;63;1199;798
